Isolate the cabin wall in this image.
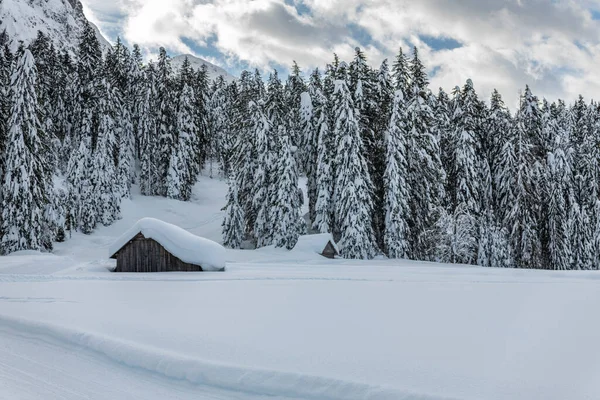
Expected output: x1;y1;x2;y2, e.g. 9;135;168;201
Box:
115;236;202;272
322;242;337;259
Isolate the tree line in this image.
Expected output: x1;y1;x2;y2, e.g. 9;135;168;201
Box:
0;23;599;270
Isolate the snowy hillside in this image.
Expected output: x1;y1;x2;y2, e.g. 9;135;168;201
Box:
172;54;236;82
2;175;600;400
0;0;110;53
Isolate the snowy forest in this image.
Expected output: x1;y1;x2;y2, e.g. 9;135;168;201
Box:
1;21;600;271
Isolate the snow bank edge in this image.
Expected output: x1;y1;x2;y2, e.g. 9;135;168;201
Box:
0;314;457;400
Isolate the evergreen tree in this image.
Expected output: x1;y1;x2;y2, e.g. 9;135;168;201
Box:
167;83;197;201
383;90;410;258
500;87;541;269
331;79;377;259
139;73;159;196
404;48;445;260
222;175;245;249
303;69;322;224
273;134;302;249
312;76;334;234
155;48;174;195
392;47;410;94
546;121;572;270
447;79;481;264
1;50;52;254
93;80;121;227
117;104;135;197
250;100;273;247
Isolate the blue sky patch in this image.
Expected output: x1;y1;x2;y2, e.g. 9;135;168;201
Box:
419;35;462;51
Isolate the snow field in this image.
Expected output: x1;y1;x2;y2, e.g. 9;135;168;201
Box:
2;177;600;399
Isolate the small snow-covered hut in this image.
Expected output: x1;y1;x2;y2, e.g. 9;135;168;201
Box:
293;234;339;259
109;218;226;272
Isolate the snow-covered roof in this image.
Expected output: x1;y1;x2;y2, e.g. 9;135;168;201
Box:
292;234;339;255
109;218;226;271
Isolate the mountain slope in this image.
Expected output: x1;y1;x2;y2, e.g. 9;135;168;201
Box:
172;54;236;82
0;0;110;53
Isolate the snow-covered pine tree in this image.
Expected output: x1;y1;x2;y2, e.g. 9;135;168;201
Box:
76;21;102;146
435;88;452;205
487;89;512;222
209;76;230;174
93;79;121;227
311;72;334;234
251;99;273;248
446;79;481;265
128;44;145;156
155;48;175;196
69;130;96;234
285;61;307;159
499;87;541;269
222;175;245;249
349;48;383;245
372;59;395;248
301;72;317;223
139;71;159;196
546;107;572;270
273;133;302;249
167;83;197;201
569;96;597;270
193;65;210;176
522;87;549;269
331;78;377;259
404;47;445;260
383;89;410;259
117;104;135;198
0;44;11;207
1;50;52;254
392;47;411;96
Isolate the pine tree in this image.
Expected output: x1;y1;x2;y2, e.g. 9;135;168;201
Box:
250;100;273;247
155;48;174;196
392;47;410;95
383;90;410;258
546;121;572;270
499;87;541;269
1;50;52;254
222;175;245;249
0;45;11;209
167;83;197;201
301;74;316;224
404;47;445;260
285;61;307;155
210;76;232;175
117;104;135;197
331;79;377;259
273;134;302;249
372;59;395;248
139;75;159;196
447;79;481;264
312;78;334;234
93;79;121;226
569;96;597;269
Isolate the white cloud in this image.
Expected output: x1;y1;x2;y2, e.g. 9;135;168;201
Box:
84;0;600;107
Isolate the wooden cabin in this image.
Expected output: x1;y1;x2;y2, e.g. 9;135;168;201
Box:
109;218;226;273
110;233;203;272
293;234;339;259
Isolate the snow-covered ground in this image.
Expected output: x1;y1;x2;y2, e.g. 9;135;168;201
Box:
2;175;600;400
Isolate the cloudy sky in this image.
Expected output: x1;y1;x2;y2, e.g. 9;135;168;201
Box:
81;0;600;108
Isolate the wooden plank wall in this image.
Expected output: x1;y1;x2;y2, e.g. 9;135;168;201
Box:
115;235;203;272
322;242;337;259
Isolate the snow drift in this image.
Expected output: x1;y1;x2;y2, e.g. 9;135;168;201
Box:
0;315;457;400
109;218;226;271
